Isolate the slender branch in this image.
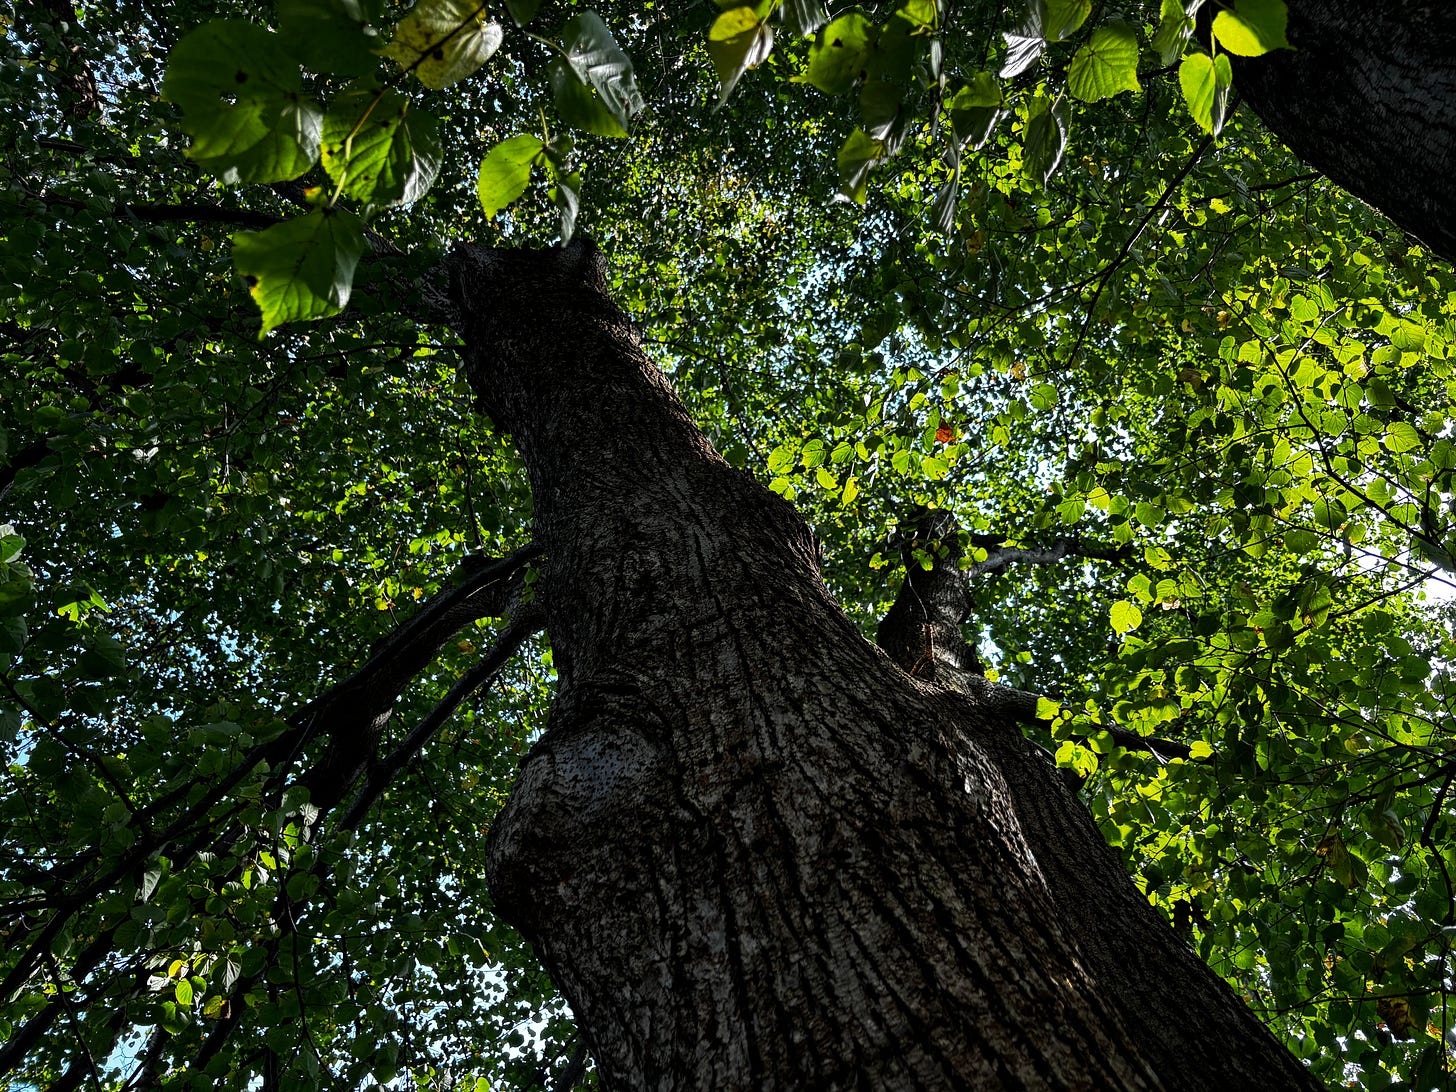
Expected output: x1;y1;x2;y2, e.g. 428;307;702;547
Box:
971;681;1196;763
1066;128;1219;368
550;1040;591;1092
33;192;285;231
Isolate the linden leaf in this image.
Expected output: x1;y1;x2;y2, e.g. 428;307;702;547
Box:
384;0;504;89
1067;23;1141;103
232;209;368;335
162;20;322;183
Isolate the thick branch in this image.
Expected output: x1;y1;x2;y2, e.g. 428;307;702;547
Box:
968;535;1132;577
0;440;51;502
296;544;542;810
336;603;544;831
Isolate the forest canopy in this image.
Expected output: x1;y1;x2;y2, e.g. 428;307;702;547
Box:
2;0;1456;1088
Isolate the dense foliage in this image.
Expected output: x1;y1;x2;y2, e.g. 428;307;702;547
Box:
2;0;1454;1088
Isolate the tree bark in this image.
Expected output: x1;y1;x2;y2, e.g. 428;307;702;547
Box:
1231;0;1456;263
450;241;1323;1091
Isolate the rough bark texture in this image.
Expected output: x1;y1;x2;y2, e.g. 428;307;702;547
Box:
450;241;1323;1091
1233;0;1456;263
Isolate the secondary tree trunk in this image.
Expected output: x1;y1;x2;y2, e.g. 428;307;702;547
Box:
1231;0;1456;263
450;241;1323;1091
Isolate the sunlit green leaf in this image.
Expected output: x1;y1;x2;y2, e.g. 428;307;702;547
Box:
708;6;775;103
1212;0;1290;57
232;209;368;334
1178;51;1233;135
1067;23;1140;102
476;134;546;218
162;21;322;183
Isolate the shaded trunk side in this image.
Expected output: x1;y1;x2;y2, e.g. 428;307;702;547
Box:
449;241;1321;1091
1231;0;1456;263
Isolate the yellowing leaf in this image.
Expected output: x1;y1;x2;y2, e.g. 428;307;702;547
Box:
384;0;503;89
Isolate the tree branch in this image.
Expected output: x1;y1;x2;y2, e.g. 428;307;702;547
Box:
1065;128;1218;368
337;601;544;831
967;535;1132;578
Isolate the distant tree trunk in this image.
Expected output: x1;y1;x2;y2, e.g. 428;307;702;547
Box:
451;241;1324;1091
1231;0;1456;263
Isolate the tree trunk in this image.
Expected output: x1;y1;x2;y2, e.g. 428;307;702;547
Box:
449;241;1323;1091
1231;0;1456;263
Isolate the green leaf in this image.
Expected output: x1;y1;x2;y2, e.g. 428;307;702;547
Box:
232;209;368;335
1110;600;1143;634
0;526;24;564
1178;52;1233;135
476;134;546;218
561;12;644;132
1044;0;1090;41
1151;0;1194;65
321;87;442;207
1000;0;1045;78
543;147;583;242
859;79;906;140
162;21;322;183
1022;92;1068;186
1067;23;1140;102
277;0;380;77
78;634;127;679
0;616;26;657
948;72;1005;148
836;127;885;203
930;171;958;235
800;13;874;95
1383;421;1421;454
895;0;937;34
708;6;775;103
1390;319;1426;351
550;60;629;137
175;978;194;1006
383;0;504;89
1212;0;1290;57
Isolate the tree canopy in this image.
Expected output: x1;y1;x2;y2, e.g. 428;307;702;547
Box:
2;0;1456;1088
